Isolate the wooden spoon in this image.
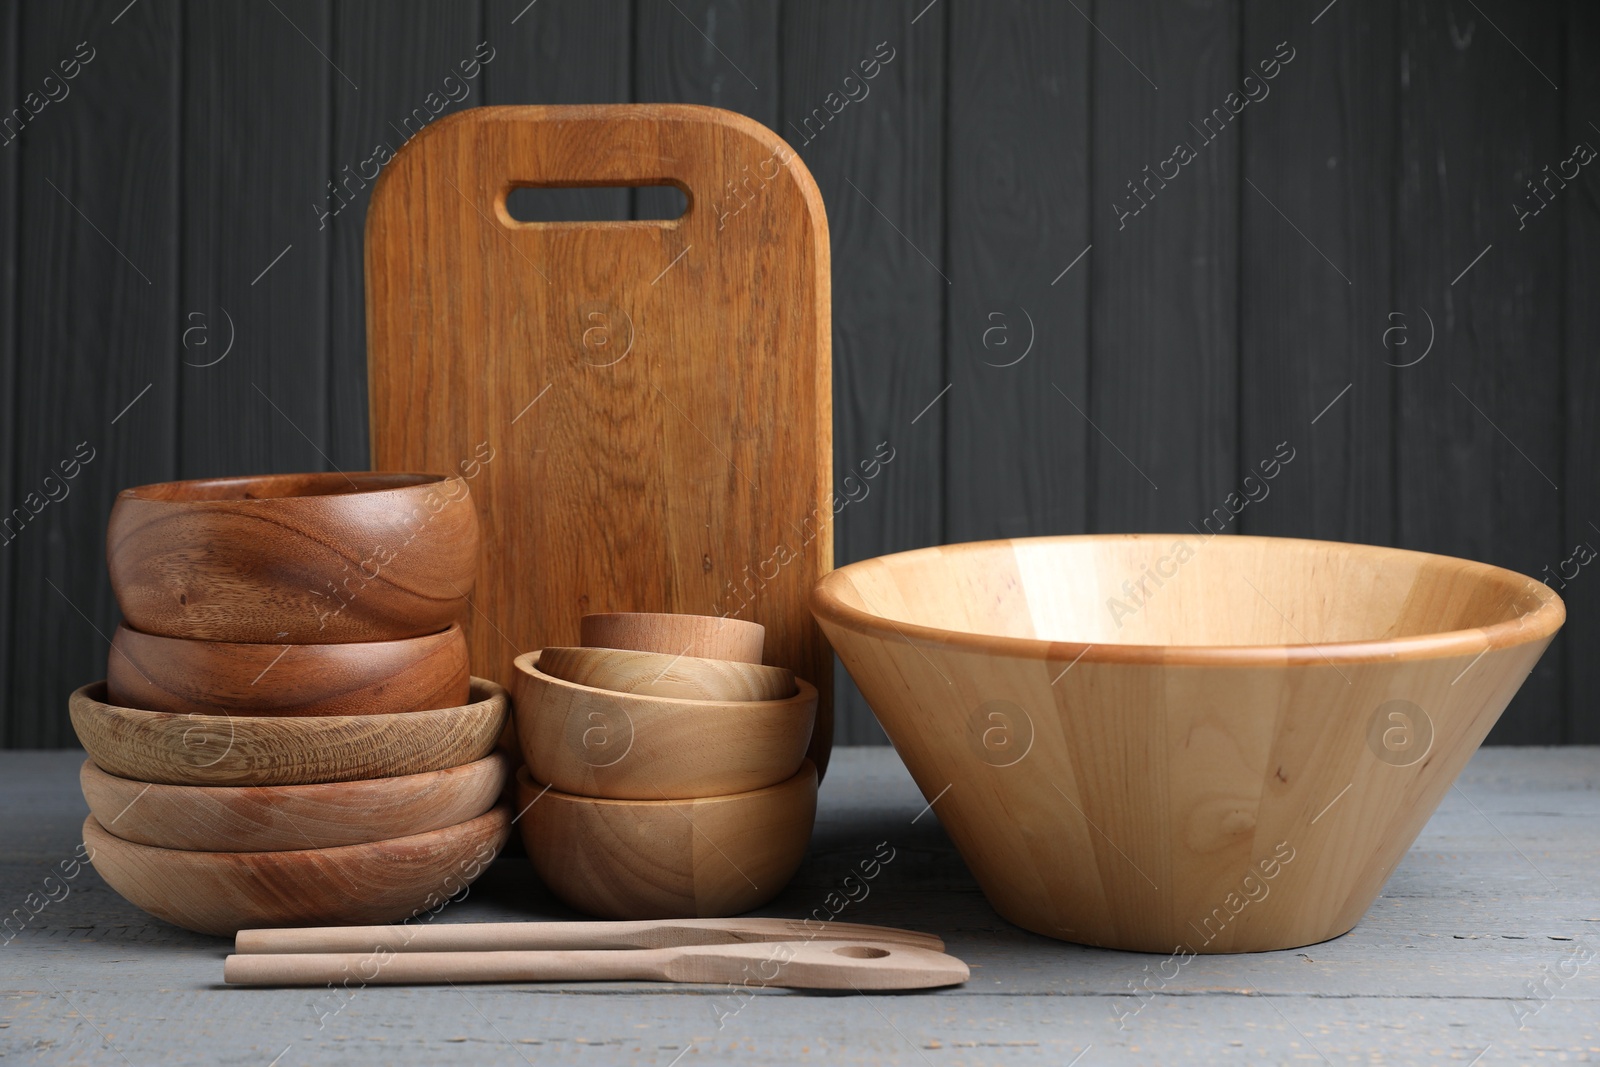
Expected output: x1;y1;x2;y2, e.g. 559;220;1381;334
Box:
236;918;944;954
537;646;795;701
224;940;969;990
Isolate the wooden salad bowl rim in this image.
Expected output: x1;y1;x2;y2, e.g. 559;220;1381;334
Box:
113;470;454;503
811;533;1566;667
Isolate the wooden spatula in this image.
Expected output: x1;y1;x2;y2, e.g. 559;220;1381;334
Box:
224;941;968;991
236;918;943;955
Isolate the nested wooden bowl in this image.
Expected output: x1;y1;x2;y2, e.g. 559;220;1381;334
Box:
579;612;765;664
511;652;816;800
106;471;480;644
811;534;1566;953
84;804;512;936
79;751;511;851
70;677;509;787
106;623;469;717
517;761;816;919
537;646;795;702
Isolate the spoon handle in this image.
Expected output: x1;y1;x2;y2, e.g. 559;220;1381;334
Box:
224;948;667;987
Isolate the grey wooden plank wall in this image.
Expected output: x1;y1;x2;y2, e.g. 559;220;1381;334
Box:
0;0;1590;746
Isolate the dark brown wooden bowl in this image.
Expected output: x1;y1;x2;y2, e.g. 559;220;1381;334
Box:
107;623;469;716
106;471;480;644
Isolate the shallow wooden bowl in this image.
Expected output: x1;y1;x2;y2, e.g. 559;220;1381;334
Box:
579;612;765;664
84;804;511;936
511;652;816;800
79;751;511;851
107;471;480;644
106;623;470;717
537;646;795;702
70;677;509;787
812;533;1566;953
518;761;816;919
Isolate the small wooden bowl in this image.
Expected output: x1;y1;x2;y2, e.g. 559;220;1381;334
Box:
84;804;512;936
537;646;795;702
79;751;511;851
106;623;470;717
517;761;816;919
107;471;480;644
70;677;508;787
511;652;816;800
580;612;765;664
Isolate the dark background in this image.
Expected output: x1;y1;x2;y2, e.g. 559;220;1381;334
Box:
0;0;1593;747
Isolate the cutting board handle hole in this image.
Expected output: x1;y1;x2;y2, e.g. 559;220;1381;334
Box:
502;184;688;224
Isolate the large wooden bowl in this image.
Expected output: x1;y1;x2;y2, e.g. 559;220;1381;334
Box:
518;762;816;919
70;678;509;787
537;646;795;702
811;534;1565;953
106;623;470;717
579;612;766;664
511;652;816;800
79;751;511;851
106;471;479;644
84;804;512;936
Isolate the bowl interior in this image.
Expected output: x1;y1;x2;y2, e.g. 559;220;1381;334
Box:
819;534;1555;651
119;471;445;502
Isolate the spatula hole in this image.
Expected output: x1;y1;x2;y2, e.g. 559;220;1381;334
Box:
833;945;891;959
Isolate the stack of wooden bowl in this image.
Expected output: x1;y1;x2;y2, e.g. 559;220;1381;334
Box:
70;472;513;937
512;612;819;920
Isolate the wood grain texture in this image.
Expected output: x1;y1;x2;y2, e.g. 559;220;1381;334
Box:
1239;0;1395;546
222;939;968;990
365;104;833;773
236;917;945;954
512;651;815;800
79;751;510;851
1564;0;1599;743
107;622;469;717
70;677;509;787
106;472;479;644
0;0;16;747
10;0;179;747
1089;0;1237;532
518;761;817;920
945;0;1089;543
84;804;511;937
579;611;765;664
813;534;1563;951
327;1;484;471
539;645;795;701
779;2;944;744
180;0;329;480
1396;0;1564;744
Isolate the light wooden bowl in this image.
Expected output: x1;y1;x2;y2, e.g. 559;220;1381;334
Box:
517;761;816;919
511;652;816;800
580;612;765;664
84;804;512;936
812;534;1566;953
70;678;509;787
79;751;511;851
106;623;470;717
537;646;795;702
106;471;480;644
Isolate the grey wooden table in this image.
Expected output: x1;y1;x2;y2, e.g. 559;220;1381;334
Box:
2;746;1596;1065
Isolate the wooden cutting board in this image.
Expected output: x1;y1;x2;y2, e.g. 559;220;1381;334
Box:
366;105;832;775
